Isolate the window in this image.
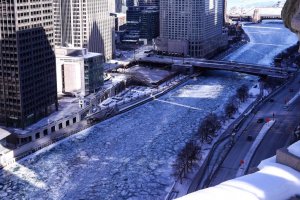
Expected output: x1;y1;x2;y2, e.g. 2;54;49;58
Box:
43;129;48;136
35;132;40;139
51;126;55;133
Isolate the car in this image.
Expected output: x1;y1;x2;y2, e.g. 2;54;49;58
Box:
247;135;253;141
257;118;264;123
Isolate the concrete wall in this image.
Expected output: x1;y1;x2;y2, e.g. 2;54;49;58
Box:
277;148;300;172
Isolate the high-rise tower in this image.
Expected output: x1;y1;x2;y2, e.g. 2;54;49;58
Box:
157;0;227;58
0;0;58;128
54;0;115;60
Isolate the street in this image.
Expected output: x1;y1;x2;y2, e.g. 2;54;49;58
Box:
208;72;300;187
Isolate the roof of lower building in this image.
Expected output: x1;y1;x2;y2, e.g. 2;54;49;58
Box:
0;128;11;140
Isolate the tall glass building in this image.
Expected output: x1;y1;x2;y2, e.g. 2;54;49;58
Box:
0;0;58;128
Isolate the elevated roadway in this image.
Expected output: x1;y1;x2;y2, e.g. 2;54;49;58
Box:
140;56;291;79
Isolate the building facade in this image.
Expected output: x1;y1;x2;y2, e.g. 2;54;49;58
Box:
157;0;227;58
0;0;58;128
55;47;104;97
126;0;138;7
126;2;159;42
138;0;159;7
53;0;115;60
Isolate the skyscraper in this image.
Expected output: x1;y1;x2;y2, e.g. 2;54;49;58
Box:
0;0;58;128
54;0;115;60
157;0;227;58
126;0;159;41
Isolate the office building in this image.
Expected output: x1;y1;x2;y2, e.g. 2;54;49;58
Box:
127;0;138;7
157;0;227;58
53;0;115;60
110;13;127;31
55;47;104;97
0;0;58;128
125;1;159;42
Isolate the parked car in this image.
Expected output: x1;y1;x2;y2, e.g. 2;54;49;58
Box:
247;135;253;141
257;118;264;123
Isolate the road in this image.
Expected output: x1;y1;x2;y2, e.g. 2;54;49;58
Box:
208;72;300;187
248;74;300;169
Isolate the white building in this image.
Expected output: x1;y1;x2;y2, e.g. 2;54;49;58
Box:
53;0;115;60
157;0;227;58
178;141;300;200
55;47;104;97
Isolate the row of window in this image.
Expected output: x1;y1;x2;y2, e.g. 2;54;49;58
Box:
33;117;77;140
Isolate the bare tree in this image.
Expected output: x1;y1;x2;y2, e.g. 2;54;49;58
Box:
172;141;202;183
225;101;238;119
198;113;222;143
172;157;186;184
237;84;249;102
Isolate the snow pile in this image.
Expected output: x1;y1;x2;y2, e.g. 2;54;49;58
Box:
248;84;260;97
178;141;300;200
286;89;300;106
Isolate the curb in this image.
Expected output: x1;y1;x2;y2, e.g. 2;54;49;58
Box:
236;120;276;177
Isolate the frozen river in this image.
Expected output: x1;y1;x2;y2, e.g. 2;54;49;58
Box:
0;21;297;200
224;21;297;64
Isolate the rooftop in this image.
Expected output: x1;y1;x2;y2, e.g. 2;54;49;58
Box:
55;47;102;59
178;141;300;200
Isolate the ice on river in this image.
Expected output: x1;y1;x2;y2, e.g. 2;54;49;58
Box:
224;21;298;65
1;71;255;200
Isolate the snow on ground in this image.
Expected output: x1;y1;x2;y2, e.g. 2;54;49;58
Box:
286;88;300;106
115;45;153;62
5;97;81;135
249;84;260;97
125;65;173;84
224;21;298;66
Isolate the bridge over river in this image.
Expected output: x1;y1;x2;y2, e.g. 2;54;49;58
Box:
140;56;292;79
